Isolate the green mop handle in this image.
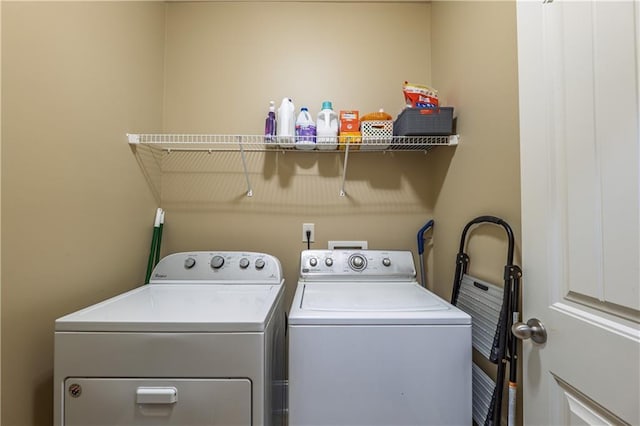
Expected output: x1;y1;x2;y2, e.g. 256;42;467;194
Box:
154;210;165;267
145;208;162;284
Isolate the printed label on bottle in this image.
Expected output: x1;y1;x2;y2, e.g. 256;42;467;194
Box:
296;124;317;142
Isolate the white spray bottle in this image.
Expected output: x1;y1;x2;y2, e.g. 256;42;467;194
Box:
277;98;295;146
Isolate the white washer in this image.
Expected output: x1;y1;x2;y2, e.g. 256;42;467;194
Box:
54;251;286;426
288;250;472;426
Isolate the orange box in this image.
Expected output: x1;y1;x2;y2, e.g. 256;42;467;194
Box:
338;131;362;151
340;110;360;133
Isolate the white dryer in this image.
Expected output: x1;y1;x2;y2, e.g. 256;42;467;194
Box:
54;251;286;426
288;250;472;426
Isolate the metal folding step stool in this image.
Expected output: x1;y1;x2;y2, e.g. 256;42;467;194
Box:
451;216;522;426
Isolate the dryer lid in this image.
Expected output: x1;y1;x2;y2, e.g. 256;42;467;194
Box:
55;284;283;332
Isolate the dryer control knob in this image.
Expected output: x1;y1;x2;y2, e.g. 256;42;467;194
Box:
325;257;333;267
382;258;391;267
184;257;196;269
239;258;250;269
255;258;265;270
210;255;225;269
309;258;318;267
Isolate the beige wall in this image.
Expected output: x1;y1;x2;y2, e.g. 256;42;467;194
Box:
429;0;521;298
159;0;520;308
1;2;164;424
1;1;522;425
161;1;436;305
163;2;431;134
430;1;521;424
0;0;3;419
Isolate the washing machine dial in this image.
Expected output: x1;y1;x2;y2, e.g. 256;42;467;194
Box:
309;258;318;267
210;255;225;269
255;258;265;270
348;254;367;271
382;258;391;267
325;257;333;267
239;258;250;269
184;257;196;269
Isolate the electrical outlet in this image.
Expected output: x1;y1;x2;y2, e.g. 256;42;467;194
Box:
302;223;315;243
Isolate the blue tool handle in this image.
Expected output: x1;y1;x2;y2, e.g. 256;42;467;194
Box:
417;220;434;255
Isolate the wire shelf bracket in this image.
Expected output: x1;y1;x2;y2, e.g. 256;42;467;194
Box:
126;133;459;198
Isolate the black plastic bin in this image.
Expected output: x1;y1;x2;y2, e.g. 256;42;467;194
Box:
393;107;454;136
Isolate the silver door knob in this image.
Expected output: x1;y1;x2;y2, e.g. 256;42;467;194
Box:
512;318;547;344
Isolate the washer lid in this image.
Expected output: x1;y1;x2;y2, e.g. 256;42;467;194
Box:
55;284;283;332
303;283;446;311
288;283;470;325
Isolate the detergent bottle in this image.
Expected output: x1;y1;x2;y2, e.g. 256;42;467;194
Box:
277;98;295;146
295;107;316;150
264;100;277;144
316;101;338;150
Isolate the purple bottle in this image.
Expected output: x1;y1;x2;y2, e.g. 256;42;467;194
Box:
264;101;277;143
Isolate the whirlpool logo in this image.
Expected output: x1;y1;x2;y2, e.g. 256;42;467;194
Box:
68;383;82;398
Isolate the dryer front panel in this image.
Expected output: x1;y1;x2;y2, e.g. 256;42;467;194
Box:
63;378;251;425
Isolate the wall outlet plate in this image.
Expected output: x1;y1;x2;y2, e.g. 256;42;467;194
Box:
302;223;315;242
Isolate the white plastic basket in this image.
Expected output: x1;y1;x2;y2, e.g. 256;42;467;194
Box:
361;120;393;150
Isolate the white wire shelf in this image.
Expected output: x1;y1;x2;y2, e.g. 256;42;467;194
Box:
127;133;459;151
127;133;459;198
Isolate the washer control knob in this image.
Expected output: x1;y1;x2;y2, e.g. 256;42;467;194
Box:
239;258;250;269
255;258;265;270
325;257;333;267
349;254;367;271
309;258;318;267
184;257;196;269
382;258;391;267
210;255;225;269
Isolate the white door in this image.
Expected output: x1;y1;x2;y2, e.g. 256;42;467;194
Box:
517;0;640;425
